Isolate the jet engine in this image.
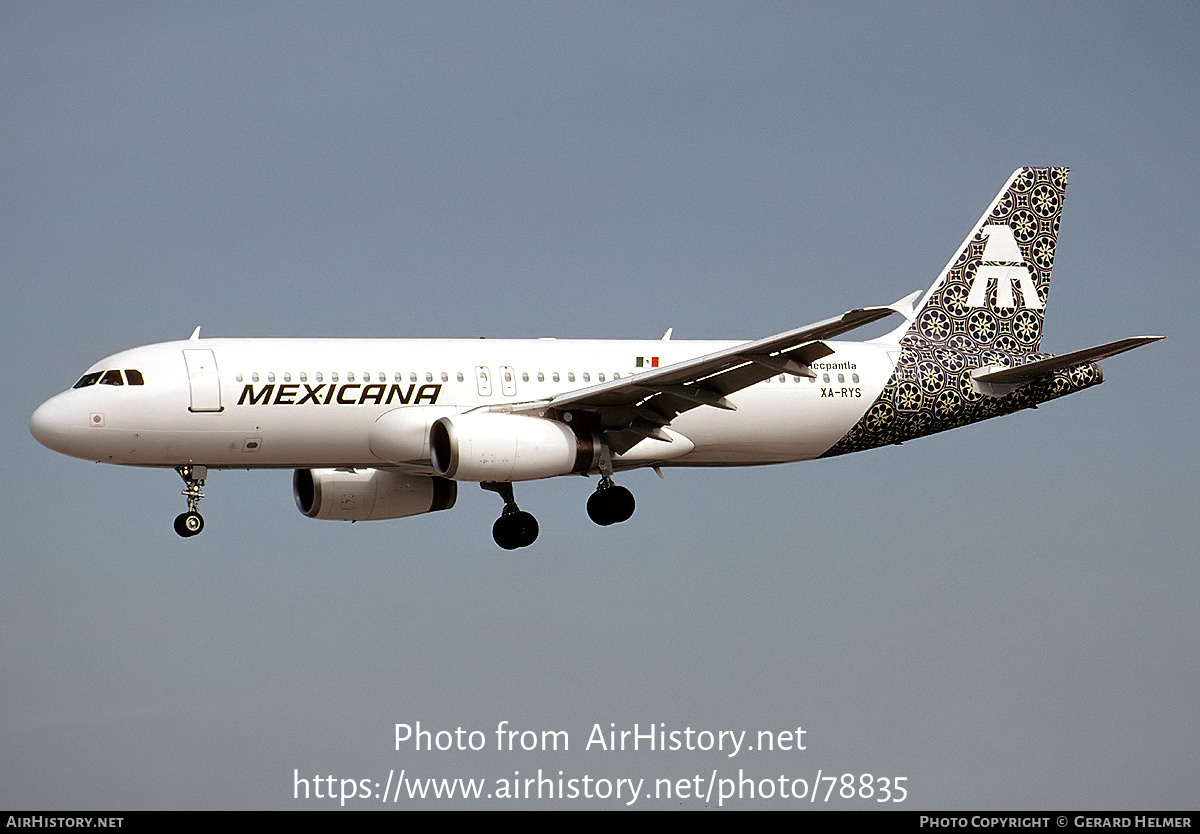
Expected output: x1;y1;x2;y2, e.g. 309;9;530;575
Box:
293;468;457;521
429;412;596;481
368;406;458;464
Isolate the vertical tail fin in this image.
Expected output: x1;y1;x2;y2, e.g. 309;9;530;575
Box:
905;167;1068;353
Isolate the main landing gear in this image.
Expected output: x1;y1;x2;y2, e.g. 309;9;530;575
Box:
482;482;539;550
482;475;636;549
173;465;207;538
586;476;635;526
586;443;635;527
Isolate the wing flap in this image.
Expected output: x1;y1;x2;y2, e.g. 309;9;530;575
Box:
532;301;904;417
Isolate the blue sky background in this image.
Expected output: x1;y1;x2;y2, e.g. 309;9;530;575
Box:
2;2;1196;809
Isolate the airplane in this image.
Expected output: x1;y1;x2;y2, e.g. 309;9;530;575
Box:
30;167;1162;549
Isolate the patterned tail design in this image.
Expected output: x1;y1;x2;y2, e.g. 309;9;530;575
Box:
822;167;1103;458
907;166;1068;353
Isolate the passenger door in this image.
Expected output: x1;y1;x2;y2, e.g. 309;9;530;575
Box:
183;349;223;412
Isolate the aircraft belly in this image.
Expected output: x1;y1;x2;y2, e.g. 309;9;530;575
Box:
243;410;372;466
671;392;861;463
669;348;891;465
89;410;376;467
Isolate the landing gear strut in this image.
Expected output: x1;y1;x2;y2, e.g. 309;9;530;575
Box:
587;476;635;526
174;465;207;538
482;482;538;549
586;444;635;527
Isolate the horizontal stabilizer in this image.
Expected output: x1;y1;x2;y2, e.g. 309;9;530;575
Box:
973;336;1163;386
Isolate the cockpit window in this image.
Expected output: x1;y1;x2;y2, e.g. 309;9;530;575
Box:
73;369;145;388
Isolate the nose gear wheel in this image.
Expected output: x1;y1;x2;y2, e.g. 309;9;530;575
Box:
174;465;207;538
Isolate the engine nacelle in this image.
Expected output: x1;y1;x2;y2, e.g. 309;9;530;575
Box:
429;412;595;481
293;468;457;521
369;406;458;464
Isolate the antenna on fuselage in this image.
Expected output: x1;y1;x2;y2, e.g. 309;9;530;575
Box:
189;326;201;341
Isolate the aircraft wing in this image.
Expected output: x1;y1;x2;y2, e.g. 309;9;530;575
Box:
509;296;912;451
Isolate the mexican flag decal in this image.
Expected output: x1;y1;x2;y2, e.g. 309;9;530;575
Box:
635;356;659;368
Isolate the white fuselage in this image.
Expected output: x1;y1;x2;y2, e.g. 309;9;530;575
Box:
31;337;896;473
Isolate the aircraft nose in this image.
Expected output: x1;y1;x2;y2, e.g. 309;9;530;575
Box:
30;394;74;454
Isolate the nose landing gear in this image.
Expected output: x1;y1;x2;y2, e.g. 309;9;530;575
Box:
174;465;207;538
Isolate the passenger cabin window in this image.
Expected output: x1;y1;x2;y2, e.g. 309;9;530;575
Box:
100;369;123;386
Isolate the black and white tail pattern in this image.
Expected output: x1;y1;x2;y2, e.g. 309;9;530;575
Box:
906;167;1068;353
822;167;1102;458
